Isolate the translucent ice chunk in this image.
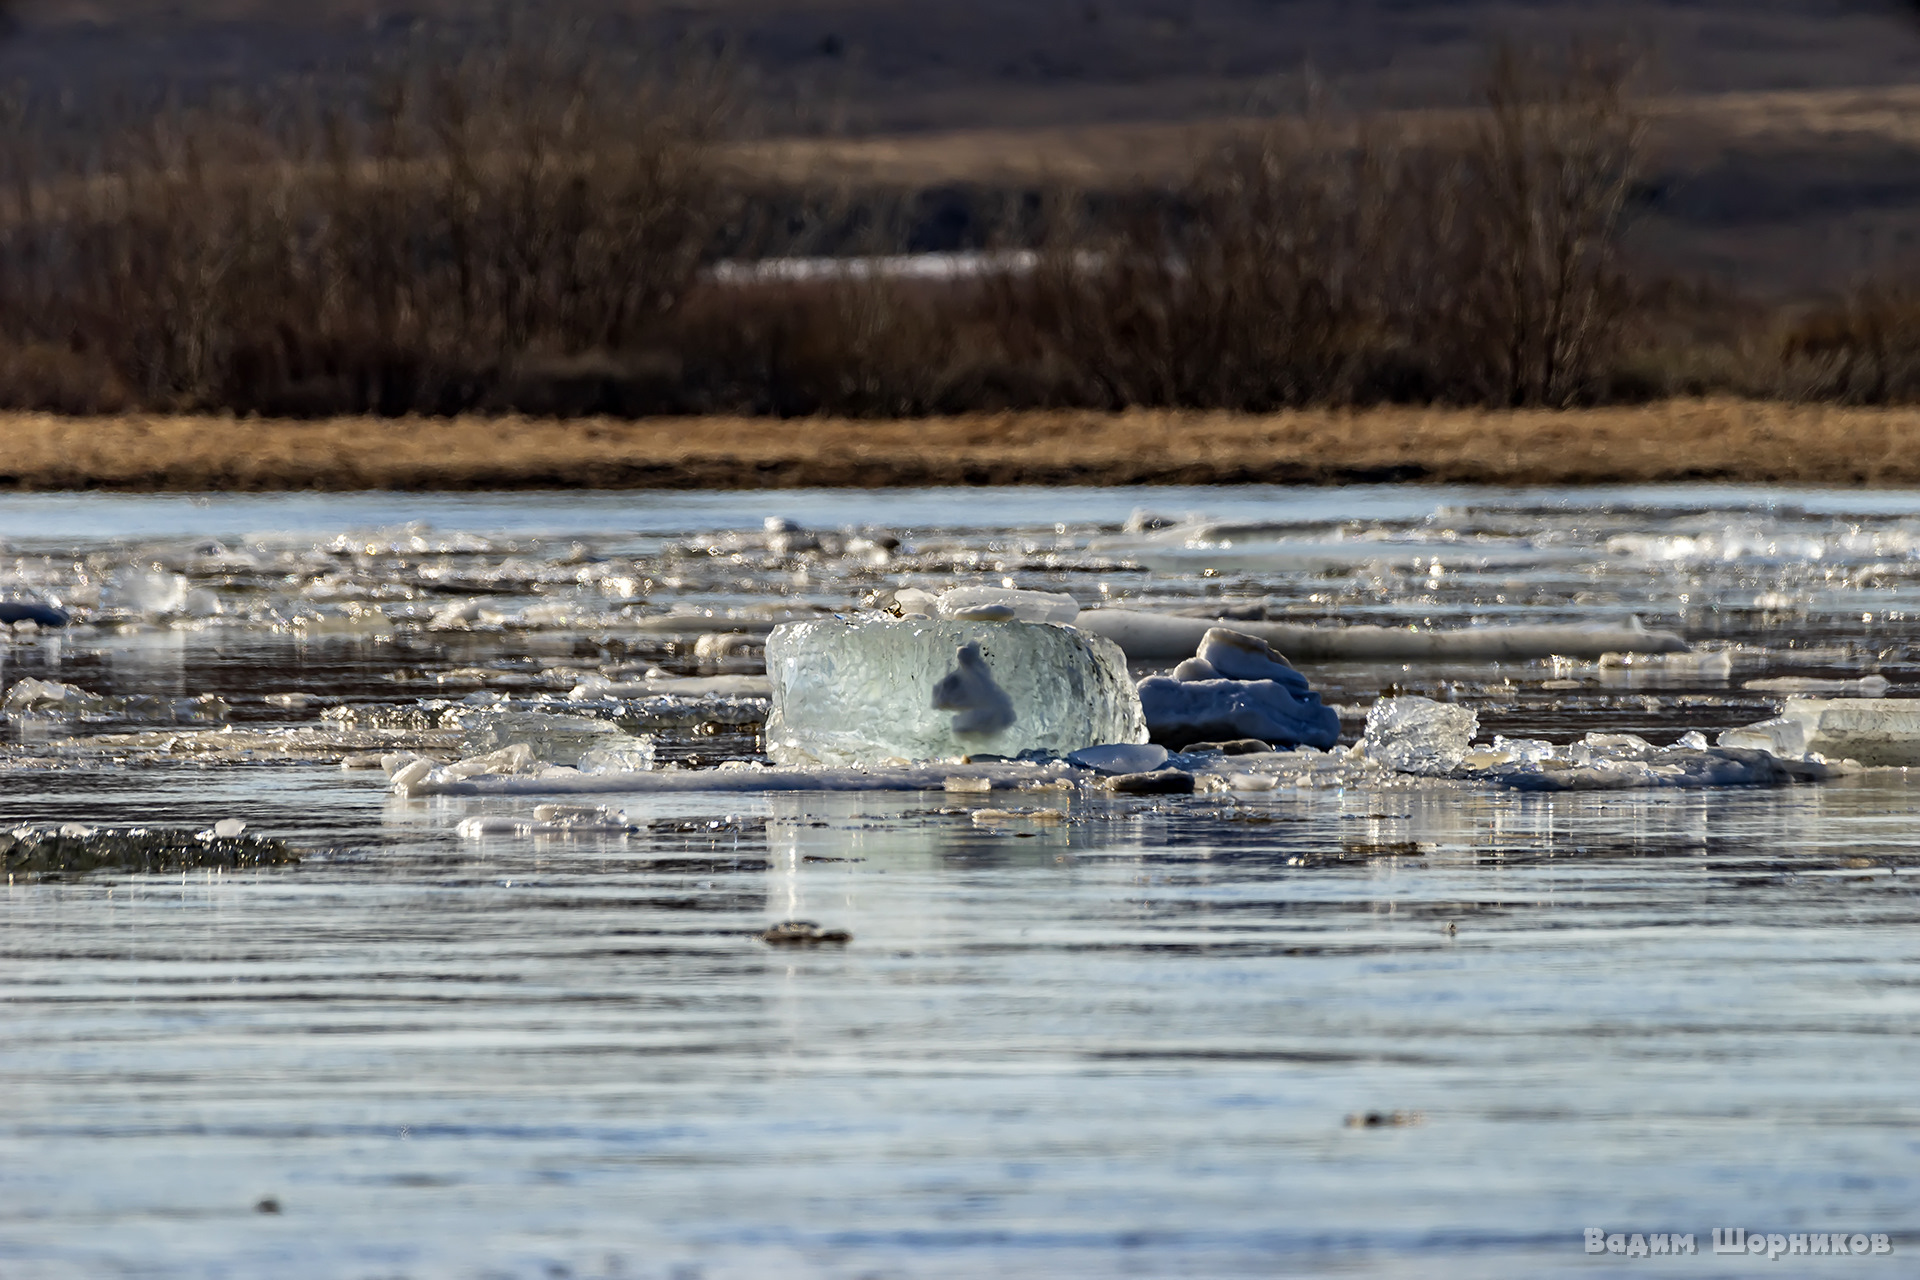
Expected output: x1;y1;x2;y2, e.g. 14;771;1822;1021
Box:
1721;696;1920;766
1361;696;1479;776
577;741;657;774
444;708;629;763
2;678;106;715
764;616;1144;766
930;641;1018;735
935;586;1080;625
105;568;189;616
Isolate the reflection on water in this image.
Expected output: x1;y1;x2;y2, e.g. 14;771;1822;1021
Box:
1;487;1918;1277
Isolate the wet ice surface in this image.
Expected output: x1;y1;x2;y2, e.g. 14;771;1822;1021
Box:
3;485;1920;1277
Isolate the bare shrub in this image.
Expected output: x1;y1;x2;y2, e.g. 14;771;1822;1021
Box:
1445;42;1647;406
1780;287;1920;403
987;43;1647;411
0;29;726;416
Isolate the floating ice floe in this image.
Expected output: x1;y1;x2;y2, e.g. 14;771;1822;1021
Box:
1353;694;1844;790
386;717;658;795
1719;697;1920;766
457;803;635;838
0;678;230;725
568;672;772;699
1743;675;1890;697
400;758;1085;797
442;706;652;766
1074;609;1689;662
1473;739;1836;791
763;615;1144;767
1598;650;1735;678
1136;627;1341;750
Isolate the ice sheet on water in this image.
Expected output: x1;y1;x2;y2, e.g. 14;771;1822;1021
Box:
1720;697;1920;766
1598;650;1734;678
1744;675;1889;696
1481;744;1835;792
764;616;1144;766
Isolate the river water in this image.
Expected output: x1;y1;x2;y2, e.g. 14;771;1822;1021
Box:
1;486;1916;1278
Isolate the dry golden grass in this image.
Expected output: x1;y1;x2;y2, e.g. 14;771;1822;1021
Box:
3;399;1917;491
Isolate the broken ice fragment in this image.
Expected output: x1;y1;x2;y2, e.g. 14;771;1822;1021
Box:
212;819;247;839
764;616;1144;766
1362;697;1480;776
2;678;106;715
577;741;657;774
931;641;1018;736
105;568;190;616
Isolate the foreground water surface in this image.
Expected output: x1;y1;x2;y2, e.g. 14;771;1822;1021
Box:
1;485;1917;1278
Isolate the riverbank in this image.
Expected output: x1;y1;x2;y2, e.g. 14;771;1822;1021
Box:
0;399;1913;491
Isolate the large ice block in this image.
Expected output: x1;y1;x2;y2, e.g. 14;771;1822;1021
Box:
765;616;1145;766
1719;696;1920;765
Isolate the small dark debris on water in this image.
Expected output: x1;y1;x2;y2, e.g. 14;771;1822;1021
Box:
254;1196;282;1214
801;855;863;863
1346;1110;1424;1129
760;920;852;946
0;825;299;879
1342;840;1426;858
